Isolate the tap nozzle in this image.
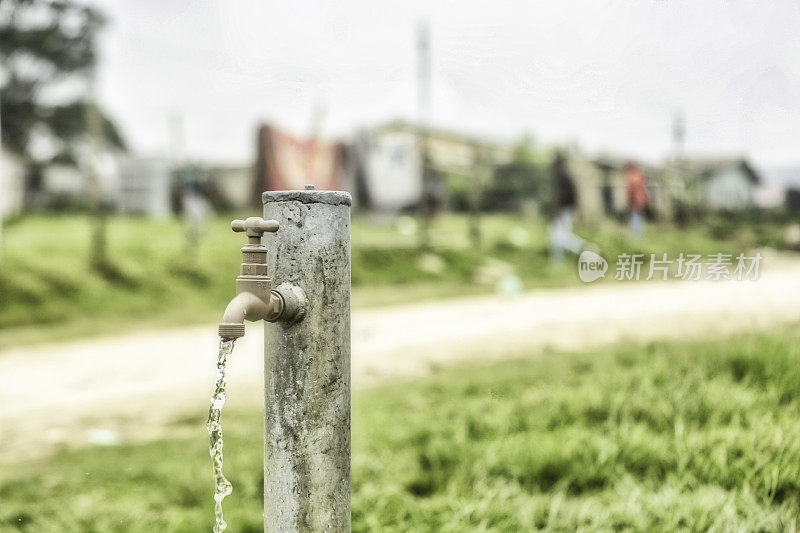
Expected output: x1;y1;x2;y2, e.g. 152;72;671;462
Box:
218;216;305;339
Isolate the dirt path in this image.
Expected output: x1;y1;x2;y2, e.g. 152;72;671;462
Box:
3;258;800;462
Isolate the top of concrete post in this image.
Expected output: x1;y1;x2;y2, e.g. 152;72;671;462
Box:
263;190;352;206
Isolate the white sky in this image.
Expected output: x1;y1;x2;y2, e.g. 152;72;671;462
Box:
92;0;800;168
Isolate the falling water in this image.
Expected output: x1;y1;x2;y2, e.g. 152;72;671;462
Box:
207;337;236;533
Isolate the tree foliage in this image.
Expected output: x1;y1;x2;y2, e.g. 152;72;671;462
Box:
483;137;550;213
0;0;124;165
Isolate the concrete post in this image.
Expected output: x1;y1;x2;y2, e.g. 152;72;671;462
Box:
262;190;351;532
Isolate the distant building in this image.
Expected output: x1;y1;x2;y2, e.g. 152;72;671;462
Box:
33;152;175;217
753;183;785;210
0;149;25;218
254;124;349;208
116;156;171;218
41;163;84;199
684;157;761;211
353;120;509;211
252;120;509;212
206;164;253;209
38;161;92;208
351;125;420;211
33;149;120;209
756;165;800;211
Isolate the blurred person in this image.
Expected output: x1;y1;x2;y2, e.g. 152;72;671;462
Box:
625;161;649;238
550;151;584;262
180;166;211;249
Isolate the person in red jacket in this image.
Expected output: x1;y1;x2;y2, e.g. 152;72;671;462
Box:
625;162;648;238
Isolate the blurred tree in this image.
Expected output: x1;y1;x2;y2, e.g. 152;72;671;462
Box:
0;0;124;271
483;137;549;214
466;145;492;248
0;0;124;185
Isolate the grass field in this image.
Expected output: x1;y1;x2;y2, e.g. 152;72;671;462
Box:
0;212;772;348
2;327;800;531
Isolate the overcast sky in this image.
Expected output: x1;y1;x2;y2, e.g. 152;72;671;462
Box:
91;0;800;168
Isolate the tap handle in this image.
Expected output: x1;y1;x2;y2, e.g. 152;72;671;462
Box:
231;217;279;239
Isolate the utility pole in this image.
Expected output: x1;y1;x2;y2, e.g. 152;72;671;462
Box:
417;21;432;249
468;143;488;248
671;111;688;223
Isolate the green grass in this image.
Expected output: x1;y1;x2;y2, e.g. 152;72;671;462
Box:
3;328;800;530
0;212;780;347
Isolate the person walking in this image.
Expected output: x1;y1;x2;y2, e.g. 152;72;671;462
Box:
179;166;211;251
625;161;648;238
550;151;584;262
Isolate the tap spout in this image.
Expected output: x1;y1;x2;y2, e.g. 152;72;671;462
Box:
218;216;306;338
218;291;284;339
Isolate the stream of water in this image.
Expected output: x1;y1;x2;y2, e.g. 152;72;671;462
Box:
207;337;236;533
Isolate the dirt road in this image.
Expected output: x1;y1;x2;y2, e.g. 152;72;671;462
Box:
3;258;800;462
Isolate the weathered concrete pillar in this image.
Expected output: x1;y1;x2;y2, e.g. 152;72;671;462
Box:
262;190;351;532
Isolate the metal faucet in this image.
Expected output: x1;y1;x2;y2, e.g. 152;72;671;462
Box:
218;217;304;338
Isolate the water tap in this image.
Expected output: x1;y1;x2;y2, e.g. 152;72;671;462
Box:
218;217;305;338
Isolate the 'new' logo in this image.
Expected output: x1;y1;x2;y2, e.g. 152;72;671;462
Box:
578;250;607;283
